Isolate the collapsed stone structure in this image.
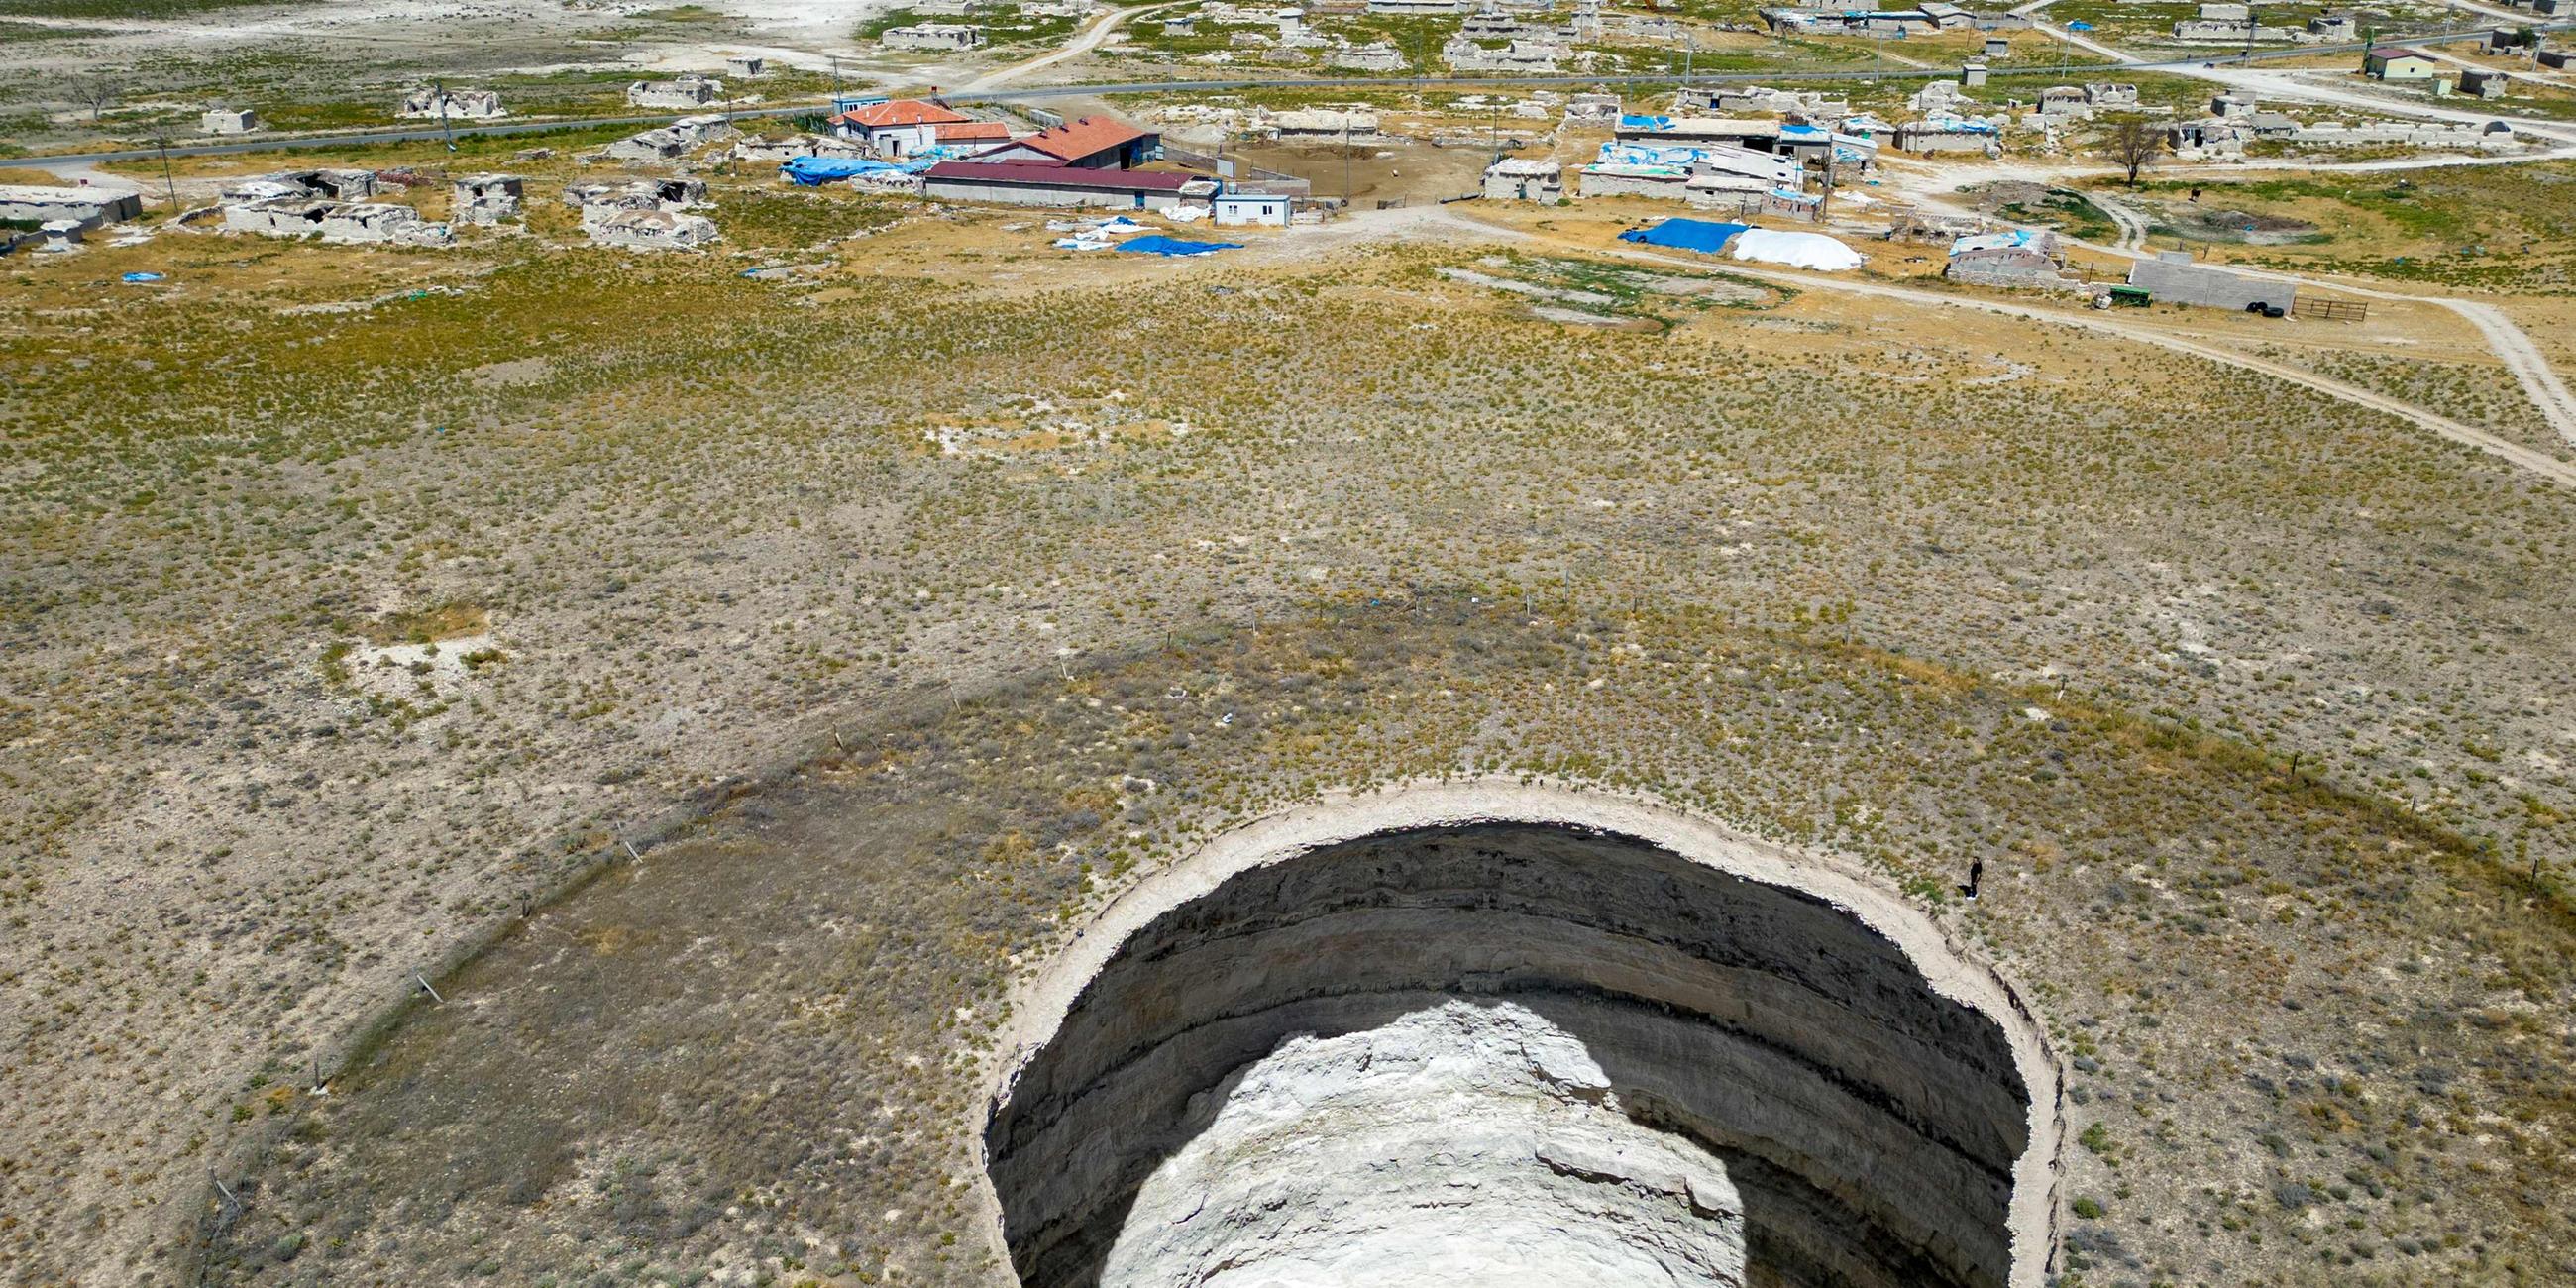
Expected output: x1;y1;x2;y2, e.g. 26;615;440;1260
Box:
0;184;143;229
450;173;524;225
1945;228;2081;291
397;86;502;120
882;22;986;49
563;177;706;213
626;74;721;109
221;199;452;247
988;800;2061;1288
583;207;718;250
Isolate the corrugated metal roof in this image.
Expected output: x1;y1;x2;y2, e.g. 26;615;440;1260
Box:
922;161;1193;191
1010;116;1151;162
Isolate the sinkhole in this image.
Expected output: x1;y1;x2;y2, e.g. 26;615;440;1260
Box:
982;790;2062;1288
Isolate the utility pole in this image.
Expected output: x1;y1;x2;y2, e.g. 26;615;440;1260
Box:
432;79;456;153
2243;5;2258;63
1342;115;1351;206
154;133;178;214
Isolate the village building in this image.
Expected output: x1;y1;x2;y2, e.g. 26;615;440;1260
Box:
627;75;721;109
0;184;144;229
2459;68;2509;98
38;219;82;253
1213;190;1295;226
1614;115;1783;152
830;99;976;157
2307;13;2357;39
1577;162;1690;200
2539;49;2574;71
1983;35;2009;57
934;121;1014;152
1482;158;1563;202
1366;0;1466;12
397;87;502;120
1944;228;2079;289
201;108;259;135
2363;48;2444;80
451;173;524;225
919;161;1210;210
1895;116;2000;153
585;207;719;250
725;55;767;78
964;116;1160;167
882;23;987;50
1960;61;1989;87
2084;82;2138;107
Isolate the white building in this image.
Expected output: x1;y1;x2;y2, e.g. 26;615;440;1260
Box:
1482;158;1563;202
201;108;259;135
1214;191;1294;226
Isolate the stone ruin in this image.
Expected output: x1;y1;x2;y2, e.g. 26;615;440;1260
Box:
397;87;503;121
451;173;524;226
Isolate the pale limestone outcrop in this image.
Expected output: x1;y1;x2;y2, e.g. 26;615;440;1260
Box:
987;811;2056;1288
1103;1000;1747;1288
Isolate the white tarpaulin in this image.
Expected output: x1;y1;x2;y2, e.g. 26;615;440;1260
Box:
1727;229;1862;272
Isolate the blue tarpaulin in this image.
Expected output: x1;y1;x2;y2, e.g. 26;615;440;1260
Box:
1117;236;1241;257
1616;220;1747;255
780;156;918;185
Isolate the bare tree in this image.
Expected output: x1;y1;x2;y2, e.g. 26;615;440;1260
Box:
66;75;116;123
2105;115;2165;187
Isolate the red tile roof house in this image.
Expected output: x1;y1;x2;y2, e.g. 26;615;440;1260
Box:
828;98;973;158
961;115;1161;168
920;161;1212;210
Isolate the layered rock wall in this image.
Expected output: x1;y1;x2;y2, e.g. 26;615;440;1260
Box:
986;820;2046;1288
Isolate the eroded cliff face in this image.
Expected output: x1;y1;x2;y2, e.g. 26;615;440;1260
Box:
988;822;2040;1288
1103;1001;1748;1288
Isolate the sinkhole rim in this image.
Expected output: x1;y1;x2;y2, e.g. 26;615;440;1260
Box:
972;777;2067;1288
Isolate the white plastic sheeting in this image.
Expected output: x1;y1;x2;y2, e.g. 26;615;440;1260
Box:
1726;229;1862;272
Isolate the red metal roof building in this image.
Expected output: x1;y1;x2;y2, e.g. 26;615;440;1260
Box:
963;115;1160;169
934;121;1013;146
920;161;1206;210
